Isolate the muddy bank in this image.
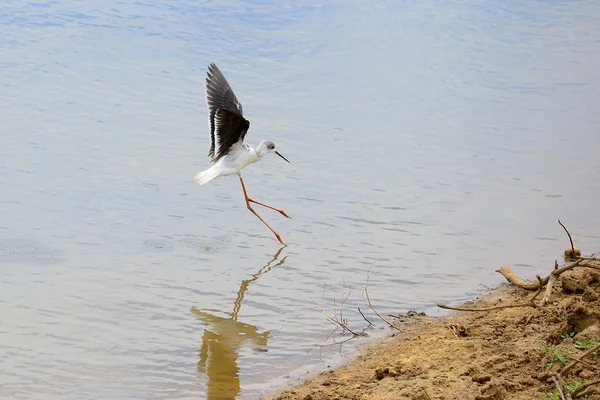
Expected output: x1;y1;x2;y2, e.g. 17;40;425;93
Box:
264;259;600;400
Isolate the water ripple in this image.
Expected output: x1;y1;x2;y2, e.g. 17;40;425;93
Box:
1;0;600;399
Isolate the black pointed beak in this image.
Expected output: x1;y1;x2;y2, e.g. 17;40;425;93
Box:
275;151;290;164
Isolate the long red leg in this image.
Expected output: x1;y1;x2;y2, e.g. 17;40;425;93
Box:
239;176;286;245
248;198;291;218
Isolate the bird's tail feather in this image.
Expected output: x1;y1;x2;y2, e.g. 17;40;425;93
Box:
193;167;220;185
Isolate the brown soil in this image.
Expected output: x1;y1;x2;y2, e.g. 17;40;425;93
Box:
265;267;600;400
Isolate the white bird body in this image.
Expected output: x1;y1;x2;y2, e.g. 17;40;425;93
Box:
193;63;291;244
193;140;280;184
194;143;258;184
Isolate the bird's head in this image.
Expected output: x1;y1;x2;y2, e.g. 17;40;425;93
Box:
257;140;290;164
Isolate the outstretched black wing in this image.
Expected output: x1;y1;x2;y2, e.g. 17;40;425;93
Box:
212;109;250;161
205;63;250;162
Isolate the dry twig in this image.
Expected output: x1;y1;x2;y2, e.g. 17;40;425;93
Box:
560;342;600;375
558;219;576;259
541;260;560;306
357;307;373;326
313;334;358;358
577;256;600;261
437;275;544;312
572;378;600;398
541;259;584;305
364;268;402;332
566;354;600;372
552;374;571;400
337;283;354;328
580;261;600;270
311;283;359;336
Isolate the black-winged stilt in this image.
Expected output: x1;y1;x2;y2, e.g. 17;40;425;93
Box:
194;63;291;244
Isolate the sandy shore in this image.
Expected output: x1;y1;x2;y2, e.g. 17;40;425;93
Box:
263;259;600;400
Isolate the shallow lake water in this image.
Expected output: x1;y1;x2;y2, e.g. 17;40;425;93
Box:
1;1;600;399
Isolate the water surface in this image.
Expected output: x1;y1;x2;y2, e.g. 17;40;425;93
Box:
1;1;600;399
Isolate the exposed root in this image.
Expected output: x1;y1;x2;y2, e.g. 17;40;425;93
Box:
496;266;548;290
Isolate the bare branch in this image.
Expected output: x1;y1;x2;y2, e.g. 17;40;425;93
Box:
558;219;576;260
541;260;560;306
338;284;354;327
496;266;548;290
437;276;544;312
552;374;571;400
311;283;359;337
572;378;600;398
566;354;600;372
541;259;584;306
576;256;600;261
312;298;359;336
358;307;373;326
497;259;586;292
436;303;532;312
365;268;402;332
579;261;600;270
560;342;600;375
313;335;358;359
531;275;545;303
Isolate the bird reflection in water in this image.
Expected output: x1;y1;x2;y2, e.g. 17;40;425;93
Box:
191;246;288;400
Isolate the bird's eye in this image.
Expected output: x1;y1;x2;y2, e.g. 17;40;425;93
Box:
268;144;274;150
